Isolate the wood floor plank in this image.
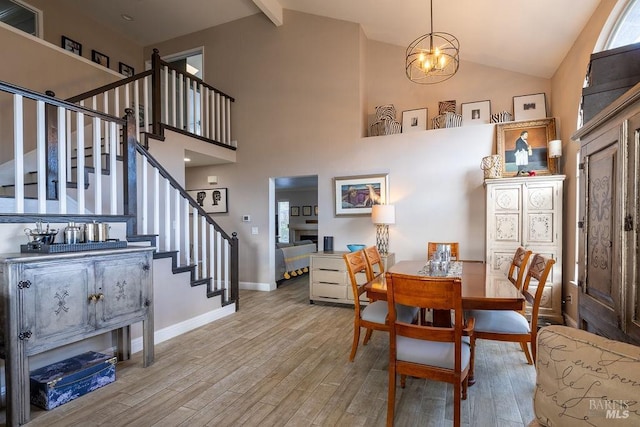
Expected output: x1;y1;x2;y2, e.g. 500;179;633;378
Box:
17;275;536;427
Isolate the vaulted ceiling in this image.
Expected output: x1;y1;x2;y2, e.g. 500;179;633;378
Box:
63;0;602;79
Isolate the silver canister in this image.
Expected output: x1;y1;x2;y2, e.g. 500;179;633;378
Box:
96;223;110;242
64;222;83;244
84;222;98;242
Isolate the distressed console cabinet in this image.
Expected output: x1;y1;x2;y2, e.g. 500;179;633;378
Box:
0;247;155;426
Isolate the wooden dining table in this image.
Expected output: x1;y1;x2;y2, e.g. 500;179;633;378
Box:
364;260;524;311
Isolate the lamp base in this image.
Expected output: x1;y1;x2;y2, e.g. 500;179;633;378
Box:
376;224;389;255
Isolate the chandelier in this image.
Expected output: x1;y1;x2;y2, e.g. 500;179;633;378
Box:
405;0;460;84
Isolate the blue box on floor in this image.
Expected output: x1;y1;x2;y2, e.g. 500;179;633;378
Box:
30;351;117;410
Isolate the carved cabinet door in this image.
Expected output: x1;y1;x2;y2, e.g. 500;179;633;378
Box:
578;124;625;341
94;252;150;329
20;260;94;355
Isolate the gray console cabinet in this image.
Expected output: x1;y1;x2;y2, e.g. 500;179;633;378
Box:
0;247;155;426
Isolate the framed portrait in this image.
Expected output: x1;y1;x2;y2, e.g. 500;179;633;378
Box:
496;118;557;177
187;188;228;213
334;173;388;216
401;108;428;132
513;93;547;121
91;49;110;68
461;100;491;125
119;62;135;77
61;36;82;56
302;205;312;216
291;206;300;216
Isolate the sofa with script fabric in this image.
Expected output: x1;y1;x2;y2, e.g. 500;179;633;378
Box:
531;325;640;426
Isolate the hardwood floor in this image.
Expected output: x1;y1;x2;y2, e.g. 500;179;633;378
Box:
22;275;536;426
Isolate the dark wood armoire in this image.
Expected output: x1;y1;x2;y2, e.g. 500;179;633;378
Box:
572;82;640;345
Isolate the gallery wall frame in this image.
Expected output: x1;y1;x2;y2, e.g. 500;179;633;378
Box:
334;173;388;216
91;49;110;68
496;118;557;177
61;36;81;55
187;188;228;213
401;108;428;132
513;93;547;121
461;100;491;125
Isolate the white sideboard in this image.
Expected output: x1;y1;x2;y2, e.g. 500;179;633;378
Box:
309;251;395;305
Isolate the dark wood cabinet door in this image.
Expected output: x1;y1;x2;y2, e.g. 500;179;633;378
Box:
578;126;626;342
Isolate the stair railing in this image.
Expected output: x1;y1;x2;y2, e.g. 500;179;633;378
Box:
0;81;239;308
67;49;235;149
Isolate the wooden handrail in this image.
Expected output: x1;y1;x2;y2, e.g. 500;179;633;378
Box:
65;70;153;104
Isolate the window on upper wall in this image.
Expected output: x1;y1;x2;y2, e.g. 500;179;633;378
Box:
604;0;640;49
0;0;42;37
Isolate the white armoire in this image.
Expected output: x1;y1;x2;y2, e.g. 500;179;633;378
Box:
484;175;565;323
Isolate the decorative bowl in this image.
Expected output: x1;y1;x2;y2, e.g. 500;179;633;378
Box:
347;244;366;252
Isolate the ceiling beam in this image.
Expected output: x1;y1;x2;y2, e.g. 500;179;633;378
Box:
253;0;283;26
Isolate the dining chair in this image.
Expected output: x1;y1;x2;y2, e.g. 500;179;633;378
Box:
427;242;460;260
385;272;474;427
343;250;418;362
468;254;555;368
508;247;533;290
363;245;384;280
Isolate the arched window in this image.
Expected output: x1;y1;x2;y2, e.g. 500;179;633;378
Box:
603;0;640;49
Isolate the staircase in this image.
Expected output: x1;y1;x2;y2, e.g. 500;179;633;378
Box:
0;55;239;312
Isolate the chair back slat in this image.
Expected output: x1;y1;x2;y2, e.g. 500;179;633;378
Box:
363;245;384;281
343;250;368;309
508;247;532;289
521;254;555;331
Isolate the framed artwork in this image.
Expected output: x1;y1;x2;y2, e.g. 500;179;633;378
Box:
91;49;110;68
302;205;312;216
291;206;300;216
496;118;557;177
513;93;547;121
314;205;318;215
61;36;81;56
119;62;135;77
334;173;388;216
461;100;491;125
187;188;228;213
401;108;428;132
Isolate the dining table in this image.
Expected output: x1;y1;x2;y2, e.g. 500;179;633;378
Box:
364;260;525;311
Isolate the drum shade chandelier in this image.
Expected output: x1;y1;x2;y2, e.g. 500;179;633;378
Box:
405;0;460;84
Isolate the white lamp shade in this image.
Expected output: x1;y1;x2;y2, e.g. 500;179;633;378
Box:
548;139;562;158
371;204;395;224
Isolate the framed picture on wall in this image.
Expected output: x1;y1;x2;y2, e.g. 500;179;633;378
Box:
513;93;547;121
187;188;228;213
119;62;135;77
61;36;82;56
401;108;428;132
461;100;491;125
302;205;312;216
291;206;300;216
91;49;110;68
334;173;388;216
496;118;557;176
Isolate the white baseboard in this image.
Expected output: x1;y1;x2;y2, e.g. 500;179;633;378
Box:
131;304;236;353
240;281;275;291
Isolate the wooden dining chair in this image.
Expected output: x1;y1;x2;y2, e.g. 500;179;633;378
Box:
363;245;384;280
508;247;533;290
385;272;474;427
343;251;418;362
427;242;460;260
468;254;555;368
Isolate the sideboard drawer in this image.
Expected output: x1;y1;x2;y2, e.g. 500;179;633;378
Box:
312;256;345;271
313;269;346;284
311;282;347;300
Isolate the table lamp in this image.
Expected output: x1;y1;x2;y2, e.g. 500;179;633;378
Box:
548;139;562;174
371;204;395;255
